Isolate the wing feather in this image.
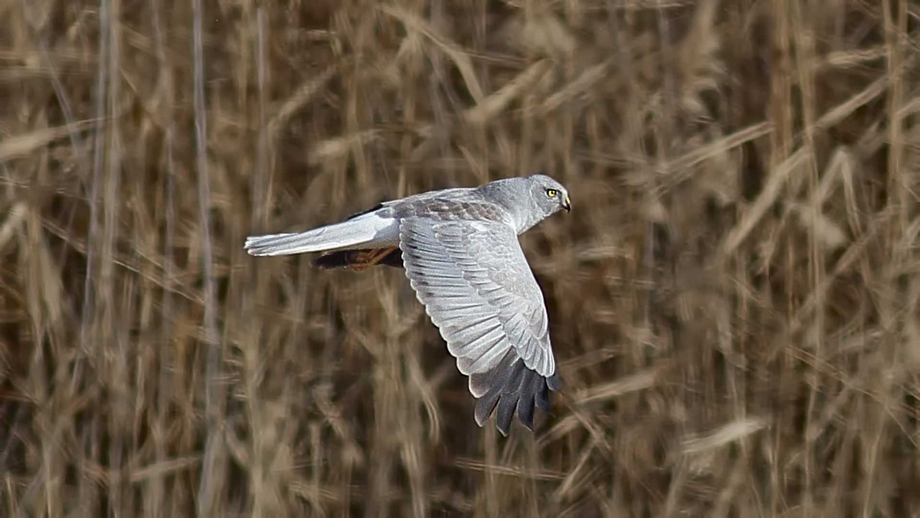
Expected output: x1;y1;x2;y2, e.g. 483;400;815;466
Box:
399;214;560;435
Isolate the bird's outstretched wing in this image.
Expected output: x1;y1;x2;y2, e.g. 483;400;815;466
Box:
398;211;560;435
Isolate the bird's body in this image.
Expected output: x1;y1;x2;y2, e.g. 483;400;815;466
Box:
245;173;571;435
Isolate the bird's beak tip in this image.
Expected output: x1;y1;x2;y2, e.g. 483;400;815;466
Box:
563;195;572;212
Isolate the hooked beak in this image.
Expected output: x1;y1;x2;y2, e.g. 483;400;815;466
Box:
562;193;572;212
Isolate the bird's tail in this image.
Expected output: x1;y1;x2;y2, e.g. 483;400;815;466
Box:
244;211;395;257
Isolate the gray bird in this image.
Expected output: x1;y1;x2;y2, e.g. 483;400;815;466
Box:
245;173;571;436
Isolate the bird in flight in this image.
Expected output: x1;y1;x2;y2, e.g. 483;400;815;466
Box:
245;173;571;436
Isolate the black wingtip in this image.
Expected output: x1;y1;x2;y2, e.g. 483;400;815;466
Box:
474;392;500;428
496;397;517;436
470;351;558;436
313;252;350;269
516;383;537;431
547;373;561;392
313;248;405;270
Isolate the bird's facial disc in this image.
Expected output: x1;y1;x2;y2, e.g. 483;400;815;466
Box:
527;173;571;217
541;186;570;213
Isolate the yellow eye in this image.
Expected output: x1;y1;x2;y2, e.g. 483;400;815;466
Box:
546;189;558;198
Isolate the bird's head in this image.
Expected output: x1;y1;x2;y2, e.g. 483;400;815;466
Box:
527;173;571;217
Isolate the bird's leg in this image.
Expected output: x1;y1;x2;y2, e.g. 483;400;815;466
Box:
347;249;386;271
314;247;401;271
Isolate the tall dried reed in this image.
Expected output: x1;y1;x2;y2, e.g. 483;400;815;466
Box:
1;0;919;516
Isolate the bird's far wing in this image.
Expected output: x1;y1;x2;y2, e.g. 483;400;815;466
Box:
398;213;560;435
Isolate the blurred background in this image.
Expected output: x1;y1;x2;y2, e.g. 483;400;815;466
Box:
2;0;919;516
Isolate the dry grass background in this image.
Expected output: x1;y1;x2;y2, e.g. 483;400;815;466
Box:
1;0;920;516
